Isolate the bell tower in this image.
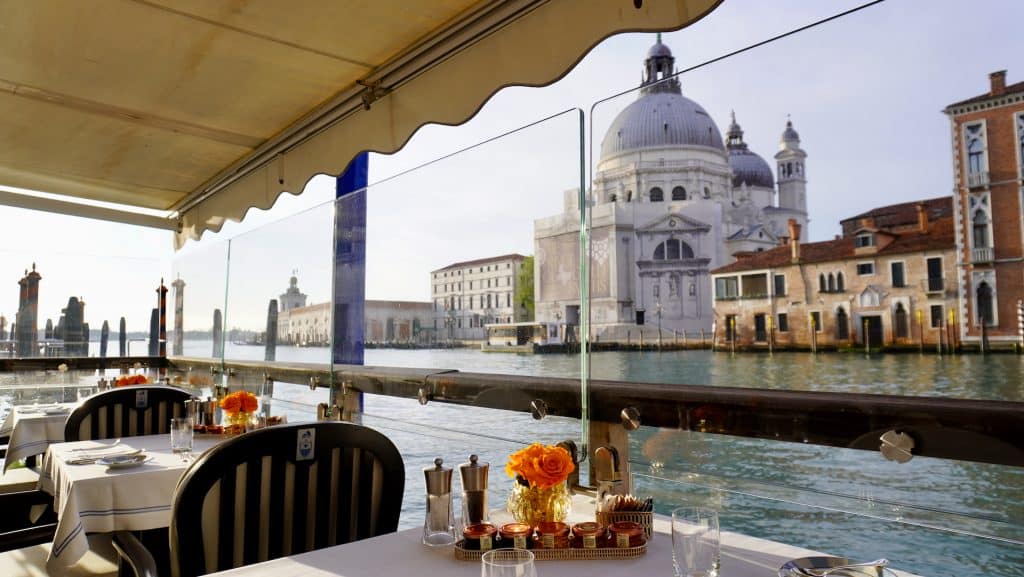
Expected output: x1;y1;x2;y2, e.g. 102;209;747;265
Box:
775;117;808;236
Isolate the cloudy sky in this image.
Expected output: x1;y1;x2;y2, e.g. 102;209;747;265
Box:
2;0;1022;332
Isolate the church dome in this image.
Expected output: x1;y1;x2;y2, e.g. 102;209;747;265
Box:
725;112;774;188
600;38;725;160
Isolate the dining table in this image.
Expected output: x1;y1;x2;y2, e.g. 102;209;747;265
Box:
200;494;921;577
1;402;76;473
37;433;221;574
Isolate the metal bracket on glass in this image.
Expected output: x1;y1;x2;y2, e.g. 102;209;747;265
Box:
620;407;641;431
309;375;321;391
879;430;914;463
417;386;430;406
530;399;548;420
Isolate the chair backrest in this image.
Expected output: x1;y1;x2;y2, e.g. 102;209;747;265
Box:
64;386;193;441
170;422;405;577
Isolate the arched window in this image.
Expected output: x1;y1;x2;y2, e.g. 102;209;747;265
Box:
827;273;835;292
973;211;989;248
836;307;849;340
836;272;845;292
977;281;994;326
650;187;664;202
672;186;686;201
626;190;633;202
609;193;617;203
819;274;826;292
653;239;695;260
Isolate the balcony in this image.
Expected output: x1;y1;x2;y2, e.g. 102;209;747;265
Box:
967;171;990;189
972;246;994;263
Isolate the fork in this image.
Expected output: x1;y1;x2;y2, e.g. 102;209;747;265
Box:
804;559;889;576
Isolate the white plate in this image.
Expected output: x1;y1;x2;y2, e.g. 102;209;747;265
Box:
96;454;149;469
44;407;70;415
779;557;883;577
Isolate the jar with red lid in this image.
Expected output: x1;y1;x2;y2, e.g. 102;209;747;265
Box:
571;522;604;549
498;523;533;549
533;521;571;549
608;521;645;548
462;523;497;550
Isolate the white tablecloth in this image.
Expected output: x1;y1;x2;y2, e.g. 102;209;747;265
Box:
205;496;921;577
39;434;221;574
2;404;76;472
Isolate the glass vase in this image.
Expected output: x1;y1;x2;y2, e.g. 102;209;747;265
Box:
506;480;572;526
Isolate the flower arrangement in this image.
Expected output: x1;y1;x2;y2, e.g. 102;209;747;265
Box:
506;443;575;489
115;375;149;387
219;390;258;416
506;443;575;525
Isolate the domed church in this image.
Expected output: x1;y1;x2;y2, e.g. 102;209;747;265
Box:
534;37;810;339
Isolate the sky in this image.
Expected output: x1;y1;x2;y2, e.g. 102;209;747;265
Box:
2;0;1023;332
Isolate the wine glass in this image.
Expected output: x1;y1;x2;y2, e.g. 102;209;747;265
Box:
481;549;536;577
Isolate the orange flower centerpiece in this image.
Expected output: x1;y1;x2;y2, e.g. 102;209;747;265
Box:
115;375;149;387
505;443;575;526
219;390;259;432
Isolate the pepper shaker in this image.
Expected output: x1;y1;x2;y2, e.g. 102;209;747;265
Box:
459;454;489;529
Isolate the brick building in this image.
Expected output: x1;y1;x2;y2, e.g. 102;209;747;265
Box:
944;70;1024;349
711;204;957;350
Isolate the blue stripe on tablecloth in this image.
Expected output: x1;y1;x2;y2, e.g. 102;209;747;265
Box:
7;437;63;454
52;522;84;558
53;504;172;557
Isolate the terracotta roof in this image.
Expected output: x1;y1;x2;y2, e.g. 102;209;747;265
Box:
946;80;1024;109
713;217;954;274
433;253;526;272
839;197;952;232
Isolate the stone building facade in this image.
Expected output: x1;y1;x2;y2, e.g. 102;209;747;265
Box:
711;202;957;349
944;70;1024;348
431;254;527;342
364;300;434;344
534;38;810;341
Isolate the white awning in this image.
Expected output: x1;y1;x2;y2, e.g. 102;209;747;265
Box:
0;0;720;248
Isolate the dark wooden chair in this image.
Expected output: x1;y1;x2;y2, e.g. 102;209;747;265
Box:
64;386;193;441
113;421;405;577
0;489;57;553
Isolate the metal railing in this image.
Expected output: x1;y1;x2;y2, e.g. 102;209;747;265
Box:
921;277;946;293
161;356;1024;469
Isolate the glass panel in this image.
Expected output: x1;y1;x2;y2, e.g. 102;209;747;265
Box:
0;210;170;359
222;197;335;366
171;239;229;362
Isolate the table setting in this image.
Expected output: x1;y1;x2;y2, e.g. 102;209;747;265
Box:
1;402;77;473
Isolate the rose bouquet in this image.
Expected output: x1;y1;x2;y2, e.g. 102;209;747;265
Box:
219;391;258;429
506;443;575;525
115;374;149;387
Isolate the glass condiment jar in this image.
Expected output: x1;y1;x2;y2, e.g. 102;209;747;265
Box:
608;521;645;548
571;522;604;549
533;521;570;549
462;523;497;551
498;523;533;549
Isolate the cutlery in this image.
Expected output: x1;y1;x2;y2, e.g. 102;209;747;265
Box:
66;448;143;465
803;559;889;576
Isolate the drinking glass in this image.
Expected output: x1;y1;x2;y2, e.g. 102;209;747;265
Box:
170;417;194;458
481;549;536;577
672;507;720;577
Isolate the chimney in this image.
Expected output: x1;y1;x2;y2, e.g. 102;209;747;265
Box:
990;70;1007;97
916;202;929;232
788;219;801;262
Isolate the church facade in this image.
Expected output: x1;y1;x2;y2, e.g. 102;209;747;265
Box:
534;38;810;339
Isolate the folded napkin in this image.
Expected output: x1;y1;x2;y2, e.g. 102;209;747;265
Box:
65;447;143;465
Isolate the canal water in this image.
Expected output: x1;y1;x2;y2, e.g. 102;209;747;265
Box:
6;343;1023;575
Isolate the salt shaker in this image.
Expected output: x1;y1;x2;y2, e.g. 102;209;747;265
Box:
423;458;456;547
459;454;489;529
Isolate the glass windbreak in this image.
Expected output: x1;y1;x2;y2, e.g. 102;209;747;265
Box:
222;196;335;366
585;6;1022;577
0;222;169;360
170;239;229;363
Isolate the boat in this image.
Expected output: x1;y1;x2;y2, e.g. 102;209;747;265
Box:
482;321;564;353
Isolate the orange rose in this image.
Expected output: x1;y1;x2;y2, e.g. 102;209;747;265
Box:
220;395;241;414
506;443;574;490
240;392;258;413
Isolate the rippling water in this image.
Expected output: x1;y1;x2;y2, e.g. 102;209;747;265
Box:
4;343;1022;576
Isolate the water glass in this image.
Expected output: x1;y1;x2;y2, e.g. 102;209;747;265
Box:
672;507;720;577
170;417;194;454
481;549;536;577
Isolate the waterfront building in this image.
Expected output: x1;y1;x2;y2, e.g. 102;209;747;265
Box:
944;70;1024;349
534;39;810;341
711;199;957;349
431;254;527;342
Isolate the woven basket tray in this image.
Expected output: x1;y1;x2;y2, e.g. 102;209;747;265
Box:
454;541;646;561
595;510;654;541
